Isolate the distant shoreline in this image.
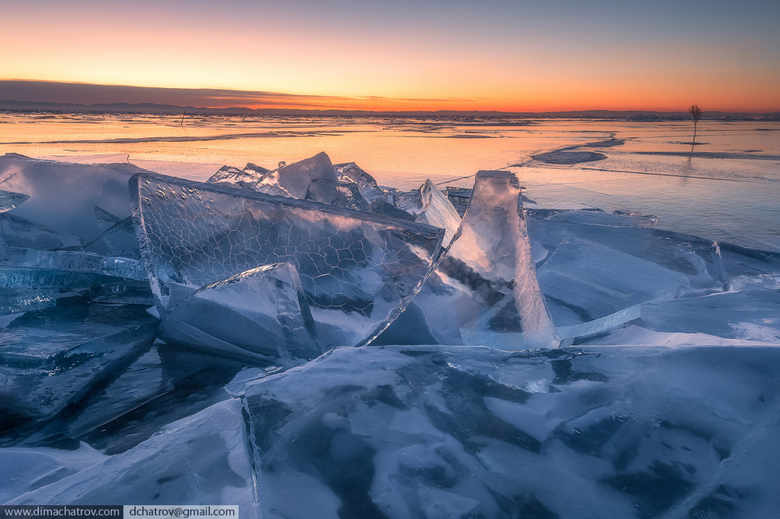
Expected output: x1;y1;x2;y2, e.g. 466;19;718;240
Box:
1;102;778;121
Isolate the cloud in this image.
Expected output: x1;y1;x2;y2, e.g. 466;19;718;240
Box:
0;80;472;111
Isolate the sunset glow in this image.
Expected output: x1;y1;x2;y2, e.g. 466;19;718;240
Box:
2;0;779;112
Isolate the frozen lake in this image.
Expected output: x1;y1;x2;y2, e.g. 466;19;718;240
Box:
1;113;778;251
2;114;779;517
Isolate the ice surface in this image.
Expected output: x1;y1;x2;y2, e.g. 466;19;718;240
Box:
638;288;780;343
3;342;778;516
532;150;607;164
555;304;642;344
161;262;321;363
9;399;256;514
543;208;658;228
0;302;157;424
240;344;780;519
527;209;769;288
131;172;444;356
6;343;178;446
406;171;556;348
0;444;107;503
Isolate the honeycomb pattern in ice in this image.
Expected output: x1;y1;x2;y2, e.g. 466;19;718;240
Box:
130;173;444;348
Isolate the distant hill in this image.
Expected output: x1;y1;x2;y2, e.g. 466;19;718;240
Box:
1;80;777;120
2;99;778;121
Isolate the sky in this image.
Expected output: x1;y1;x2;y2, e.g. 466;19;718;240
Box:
1;0;779;112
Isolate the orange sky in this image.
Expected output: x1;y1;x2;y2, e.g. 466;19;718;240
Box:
2;1;778;112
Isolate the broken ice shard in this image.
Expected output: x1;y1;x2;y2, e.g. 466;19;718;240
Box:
130;172;444;357
208;164;268;190
536;238;692;322
0;302;157;424
271;152;339;203
413;180;461;248
84;206;139;259
0;247;145;281
206;156;411;219
334;162;415;218
383;180;461;246
0;288;59;318
0;153;143;243
61;346;173;439
161;262;321;363
335;162;389;206
0;213;80;250
526;210;742;324
0;246;148;318
409;171;556;348
10;399;255;509
444;186;471;216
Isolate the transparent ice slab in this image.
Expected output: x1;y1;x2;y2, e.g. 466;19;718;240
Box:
0;213;80;250
639;288;780;341
130;172;444;354
526;209;779;325
0;288;60;318
334;162;389;206
209;156;410;219
393;180;461;248
208;163;270;191
0;247;146;282
83;207;139;259
77;345;245;455
409;171;556;348
0;246;148;316
61;346;173;438
536;238;692;321
0;154;143;244
161;262;321;363
0;302;157;423
444;186;472;216
274;152;339;203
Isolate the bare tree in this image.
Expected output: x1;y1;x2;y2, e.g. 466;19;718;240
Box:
689;104;702;154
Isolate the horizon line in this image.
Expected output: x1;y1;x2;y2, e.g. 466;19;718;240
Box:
2;79;778;115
